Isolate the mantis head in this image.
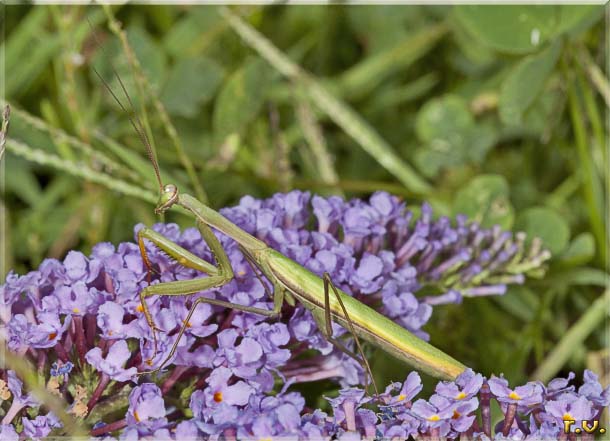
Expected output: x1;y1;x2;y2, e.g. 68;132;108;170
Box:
155;184;179;214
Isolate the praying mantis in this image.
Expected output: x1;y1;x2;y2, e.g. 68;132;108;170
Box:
91;37;467;395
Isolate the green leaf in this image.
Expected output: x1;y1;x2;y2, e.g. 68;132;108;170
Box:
213;58;273;143
162;8;222;57
555;5;604;36
558;232;595;266
499;40;561;126
414;95;496;176
453;174;514;228
454;5;557;54
551;268;609;287
514;207;570;255
161;57;225;118
416;94;473;143
347;6;417;53
338;22;447;100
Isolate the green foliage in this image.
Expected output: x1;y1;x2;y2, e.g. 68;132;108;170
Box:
453;174;514;229
161;57;224;118
414;94;495;177
499;40;561;125
2;4;607;388
515;206;570;255
213;58;273;143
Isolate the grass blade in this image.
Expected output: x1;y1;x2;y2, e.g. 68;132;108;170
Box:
531;286;610;382
2;100;141;183
6;138;156;204
221;7;432;195
337;22;448;100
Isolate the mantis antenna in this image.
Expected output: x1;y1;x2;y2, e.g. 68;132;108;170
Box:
87;19;163;192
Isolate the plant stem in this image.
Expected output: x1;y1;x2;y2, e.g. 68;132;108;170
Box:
532;287;610;382
566;64;607;267
90;418;127;437
87;373;110;412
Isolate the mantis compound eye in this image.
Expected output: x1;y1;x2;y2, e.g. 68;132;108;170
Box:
155;184;179;214
163;184;178;195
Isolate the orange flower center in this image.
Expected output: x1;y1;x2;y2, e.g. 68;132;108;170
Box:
397;394;406;402
134;411;141;422
456;392;466;400
48;332;57;341
136;304;145;313
214;392;223;403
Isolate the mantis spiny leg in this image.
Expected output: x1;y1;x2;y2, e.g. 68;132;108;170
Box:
319;272;380;398
137;220;284;373
137;220;229;354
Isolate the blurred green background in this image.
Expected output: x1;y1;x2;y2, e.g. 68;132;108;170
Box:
1;4;607;388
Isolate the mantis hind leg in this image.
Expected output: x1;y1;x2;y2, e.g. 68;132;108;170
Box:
313;273;379;398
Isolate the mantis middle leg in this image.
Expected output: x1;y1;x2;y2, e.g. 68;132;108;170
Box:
310;272;380;397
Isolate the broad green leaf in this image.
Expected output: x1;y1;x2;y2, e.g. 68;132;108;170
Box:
517;85;563;136
162;7;222;57
213;58;273;143
453;174;514;228
552;268;609;287
414;95;496;176
347;6;418;52
162;15;202;57
451;17;497;72
454;6;557;54
416;95;472;143
515;207;570;255
558;233;595;266
161;57;225;118
127;26;167;93
499;40;561;126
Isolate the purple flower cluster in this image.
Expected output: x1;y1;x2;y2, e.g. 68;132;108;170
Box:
105;369;610;440
0;191;557;438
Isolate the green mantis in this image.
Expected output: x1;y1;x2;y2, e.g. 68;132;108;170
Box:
136;185;467;383
91;50;467;395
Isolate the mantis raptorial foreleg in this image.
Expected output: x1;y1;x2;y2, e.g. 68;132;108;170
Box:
137;219;283;371
138;222;281;353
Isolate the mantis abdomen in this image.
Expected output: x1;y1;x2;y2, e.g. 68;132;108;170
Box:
267;249;466;381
